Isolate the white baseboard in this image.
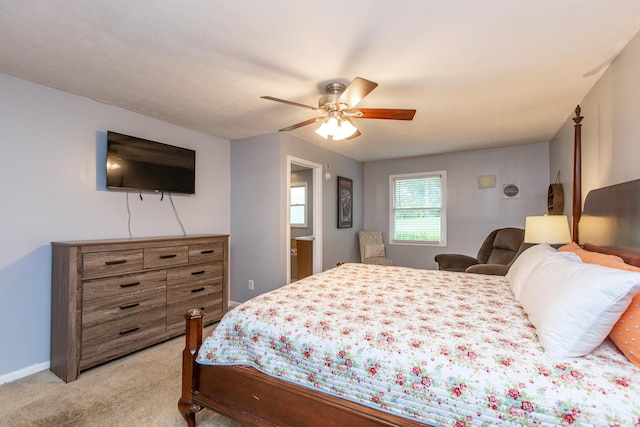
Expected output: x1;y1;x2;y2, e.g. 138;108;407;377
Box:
1;301;248;385
2;302;246;385
0;361;50;385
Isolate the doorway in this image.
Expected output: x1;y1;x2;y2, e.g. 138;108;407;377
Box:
287;156;322;283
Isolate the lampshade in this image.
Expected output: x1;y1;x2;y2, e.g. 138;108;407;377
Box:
315;116;357;140
524;215;571;244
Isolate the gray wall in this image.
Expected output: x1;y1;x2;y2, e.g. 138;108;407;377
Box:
0;73;230;381
229;133;282;303
550;27;640;220
364;143;550;269
230;132;363;303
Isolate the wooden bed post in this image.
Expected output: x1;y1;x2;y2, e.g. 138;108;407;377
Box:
178;309;204;427
572;105;583;243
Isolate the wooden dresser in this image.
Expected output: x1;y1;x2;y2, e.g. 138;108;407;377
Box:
50;234;228;382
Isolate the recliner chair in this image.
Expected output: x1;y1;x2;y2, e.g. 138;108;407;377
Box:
434;227;527;275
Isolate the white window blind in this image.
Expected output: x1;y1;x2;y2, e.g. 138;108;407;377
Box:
390;171;446;245
290;184;307;227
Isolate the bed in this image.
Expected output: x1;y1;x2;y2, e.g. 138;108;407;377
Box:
179;108;640;426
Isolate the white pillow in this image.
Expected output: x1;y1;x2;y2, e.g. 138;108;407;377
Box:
519;251;640;358
364;244;385;259
506;243;562;300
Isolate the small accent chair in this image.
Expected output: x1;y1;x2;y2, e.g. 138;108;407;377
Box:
434;227;527;275
358;230;394;266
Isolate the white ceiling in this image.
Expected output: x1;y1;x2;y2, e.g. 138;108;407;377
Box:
1;1;640;162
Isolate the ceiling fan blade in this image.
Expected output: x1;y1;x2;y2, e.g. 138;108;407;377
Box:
279;117;322;132
337;77;378;109
261;96;318;111
352;108;416;120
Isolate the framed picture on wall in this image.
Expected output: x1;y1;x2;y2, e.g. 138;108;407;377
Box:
337;176;353;228
502;182;521;199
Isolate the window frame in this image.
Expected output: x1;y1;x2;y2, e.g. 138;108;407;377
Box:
389;170;447;246
289;182;308;228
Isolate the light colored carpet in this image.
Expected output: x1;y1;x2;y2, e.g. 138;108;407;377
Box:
0;327;243;427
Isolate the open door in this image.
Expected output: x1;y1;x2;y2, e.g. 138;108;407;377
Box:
287;156;322;283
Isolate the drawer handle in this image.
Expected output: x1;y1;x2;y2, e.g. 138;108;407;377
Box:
160;254;177;259
120;282;140;288
191;287;205;293
119;327;139;335
120;303;140;310
105;259;127;266
191;270;205;276
200;249;214;254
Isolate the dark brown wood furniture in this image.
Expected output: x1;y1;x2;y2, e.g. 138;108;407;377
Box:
178;107;640;426
51;234;228;382
180;309;426;427
572;105;583;242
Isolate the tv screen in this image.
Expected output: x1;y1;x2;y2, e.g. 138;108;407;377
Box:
106;131;196;194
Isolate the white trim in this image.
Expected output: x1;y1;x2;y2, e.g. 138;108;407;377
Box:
228;300;242;309
0;361;50;385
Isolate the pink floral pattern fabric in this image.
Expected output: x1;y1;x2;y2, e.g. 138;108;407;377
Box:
197;263;640;426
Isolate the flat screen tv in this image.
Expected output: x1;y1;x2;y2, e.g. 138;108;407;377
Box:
106;131;196;195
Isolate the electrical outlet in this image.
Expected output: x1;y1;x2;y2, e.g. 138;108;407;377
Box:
248;279;254;291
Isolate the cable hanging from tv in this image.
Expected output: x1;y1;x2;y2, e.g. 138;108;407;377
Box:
127;191;133;238
169;193;187;237
124;190;187;238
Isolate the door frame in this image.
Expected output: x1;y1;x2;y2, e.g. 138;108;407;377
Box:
287;155;323;283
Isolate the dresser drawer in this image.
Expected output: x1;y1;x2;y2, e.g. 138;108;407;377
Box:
167;261;223;287
82;274;166;328
80;308;166;370
82;290;165;328
82;249;143;279
83;270;166;302
144;245;188;269
166;290;224;335
189;242;224;263
167;277;222;302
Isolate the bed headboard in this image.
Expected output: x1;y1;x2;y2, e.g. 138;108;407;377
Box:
579;179;640;267
569;106;640;267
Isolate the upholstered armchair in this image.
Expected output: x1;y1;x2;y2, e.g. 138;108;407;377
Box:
434;227;528;275
358;230;394;266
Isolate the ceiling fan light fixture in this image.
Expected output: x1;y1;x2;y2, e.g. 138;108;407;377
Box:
315;116;357;141
334;118;357;140
314;118;332;139
263;77;414;140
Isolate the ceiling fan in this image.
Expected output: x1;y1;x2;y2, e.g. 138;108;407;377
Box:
261;77;416;141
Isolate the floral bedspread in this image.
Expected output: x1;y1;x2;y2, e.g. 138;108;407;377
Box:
197;263;640;426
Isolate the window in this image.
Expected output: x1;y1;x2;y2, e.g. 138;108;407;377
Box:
290;183;307;228
389;171;446;245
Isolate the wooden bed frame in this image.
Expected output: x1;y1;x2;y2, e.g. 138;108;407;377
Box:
178;106;640;426
179;308;427;427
